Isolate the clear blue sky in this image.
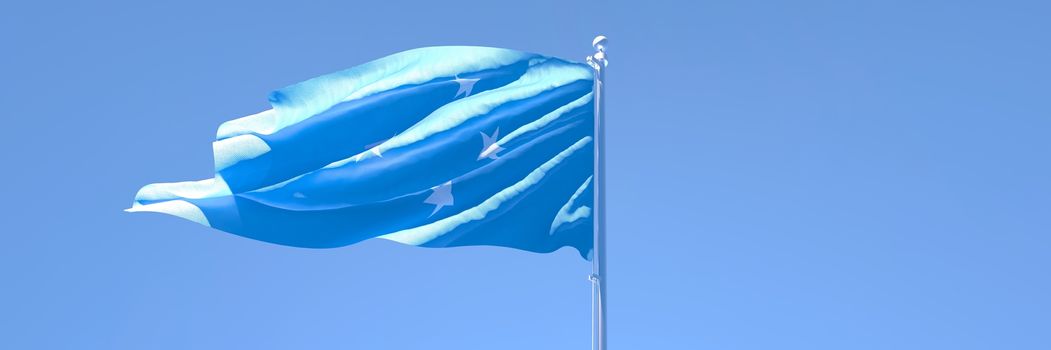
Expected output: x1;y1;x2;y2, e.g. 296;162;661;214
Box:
2;0;1049;348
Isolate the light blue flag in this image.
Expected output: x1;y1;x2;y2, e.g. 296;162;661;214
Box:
129;46;595;259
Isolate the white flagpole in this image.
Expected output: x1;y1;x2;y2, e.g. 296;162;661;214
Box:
587;35;608;350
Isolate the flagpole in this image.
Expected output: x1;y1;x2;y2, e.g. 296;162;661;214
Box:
587;35;608;350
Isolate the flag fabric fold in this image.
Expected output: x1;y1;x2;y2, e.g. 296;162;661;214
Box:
129;46;595;259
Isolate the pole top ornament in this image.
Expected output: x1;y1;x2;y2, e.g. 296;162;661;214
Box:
587;35;608;71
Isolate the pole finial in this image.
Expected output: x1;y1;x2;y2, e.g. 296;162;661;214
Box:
587;35;609;71
592;35;608;51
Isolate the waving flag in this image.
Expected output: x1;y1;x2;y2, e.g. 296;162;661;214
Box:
129;46;595;259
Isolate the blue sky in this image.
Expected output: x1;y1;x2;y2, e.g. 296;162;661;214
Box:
2;0;1049;348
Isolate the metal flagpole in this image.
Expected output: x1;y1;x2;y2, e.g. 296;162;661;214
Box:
586;35;608;350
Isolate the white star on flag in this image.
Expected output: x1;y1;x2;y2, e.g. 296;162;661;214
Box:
354;138;390;162
478;127;503;160
424;181;454;217
453;76;480;98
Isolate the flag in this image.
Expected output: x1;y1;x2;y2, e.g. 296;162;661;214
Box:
129;46;595;259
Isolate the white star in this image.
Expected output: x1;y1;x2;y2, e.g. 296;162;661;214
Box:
365;138;387;157
453;76;480;98
478;127;503;160
424;181;454;217
355;138;390;162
